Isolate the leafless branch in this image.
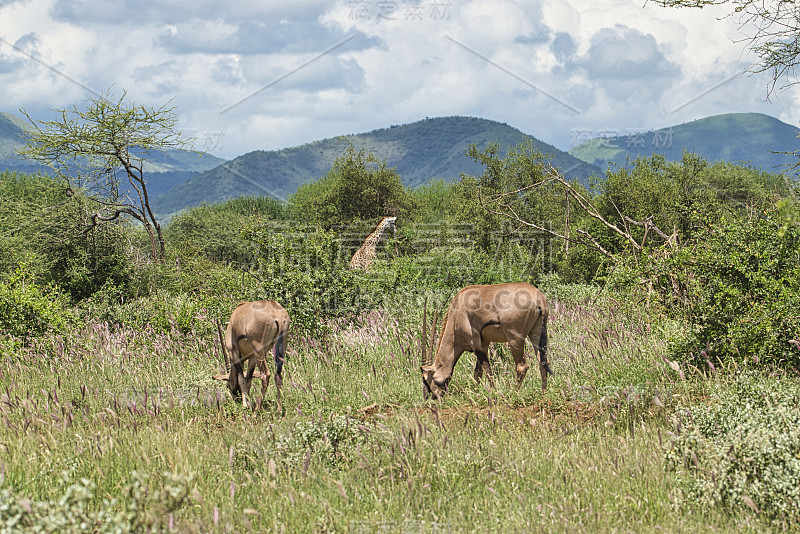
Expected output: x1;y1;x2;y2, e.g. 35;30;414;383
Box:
478;160;681;259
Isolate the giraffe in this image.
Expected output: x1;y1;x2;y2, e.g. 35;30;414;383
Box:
349;216;397;270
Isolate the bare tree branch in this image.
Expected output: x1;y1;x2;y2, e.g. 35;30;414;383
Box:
650;0;800;93
478;161;679;259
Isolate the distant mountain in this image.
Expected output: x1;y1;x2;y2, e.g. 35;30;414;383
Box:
569;113;800;172
153;116;600;215
0;110;226;190
0;111;42;173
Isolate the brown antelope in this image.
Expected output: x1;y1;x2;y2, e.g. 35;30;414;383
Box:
420;282;552;400
219;300;290;409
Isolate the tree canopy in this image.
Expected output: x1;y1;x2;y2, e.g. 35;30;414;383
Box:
17;90;188;260
287;144;414;226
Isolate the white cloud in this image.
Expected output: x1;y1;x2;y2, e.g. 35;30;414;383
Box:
0;0;796;160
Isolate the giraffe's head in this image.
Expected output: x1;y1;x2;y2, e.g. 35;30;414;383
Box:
382;216;397;234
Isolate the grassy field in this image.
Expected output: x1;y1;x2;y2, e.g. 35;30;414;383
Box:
0;288;785;532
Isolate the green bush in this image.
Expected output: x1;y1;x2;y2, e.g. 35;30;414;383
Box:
663;210;800;368
286;145;415;227
666;373;800;525
0;171;134;302
80;249;267;336
411;179;455;224
165;196;283;268
0;266;73;339
90;290;200;334
245;223;376;337
595;154;789;257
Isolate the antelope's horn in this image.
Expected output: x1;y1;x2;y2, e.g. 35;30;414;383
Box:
421;297;429;366
215;318;229;372
429;305;439;366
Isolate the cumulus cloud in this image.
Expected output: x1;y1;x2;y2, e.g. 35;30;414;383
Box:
577;25;680;82
0;32;39;73
0;0;794;159
551;32;577;65
155;19;373;56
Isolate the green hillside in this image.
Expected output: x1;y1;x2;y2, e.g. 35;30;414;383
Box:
0;112;41;173
569;113;800;171
153;116;600;215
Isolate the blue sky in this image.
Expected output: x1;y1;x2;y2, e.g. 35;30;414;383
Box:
1;0;797;159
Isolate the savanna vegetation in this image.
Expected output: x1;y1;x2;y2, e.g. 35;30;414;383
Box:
1;96;799;532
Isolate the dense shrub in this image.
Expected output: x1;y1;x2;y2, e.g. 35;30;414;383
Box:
662;210;800;368
287;145;415;227
245;223;378;337
666;373;800;525
164;196;283;268
410;179;456;224
0;266;73;339
595;154;790;256
0;171;134;302
85;253;263;335
44;198;134;302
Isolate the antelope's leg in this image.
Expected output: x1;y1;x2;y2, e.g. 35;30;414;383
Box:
509;337;528;387
474;342;492;384
241;359;258;409
257;358;271;410
228;359;243;399
527;320;549;393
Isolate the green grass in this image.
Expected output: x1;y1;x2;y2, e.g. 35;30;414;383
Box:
0;295;787;532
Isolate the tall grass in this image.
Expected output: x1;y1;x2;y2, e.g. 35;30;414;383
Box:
0;295;783;532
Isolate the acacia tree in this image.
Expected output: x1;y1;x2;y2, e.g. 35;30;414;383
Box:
18;90;188;260
652;1;800;91
288;144;414;226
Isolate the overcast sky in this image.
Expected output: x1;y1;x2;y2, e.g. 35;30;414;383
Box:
1;0;797;159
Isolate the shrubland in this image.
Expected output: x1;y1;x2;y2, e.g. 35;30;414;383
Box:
0;141;798;532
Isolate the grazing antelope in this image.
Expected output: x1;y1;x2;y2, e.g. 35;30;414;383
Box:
420;282;552;400
219;300;290;409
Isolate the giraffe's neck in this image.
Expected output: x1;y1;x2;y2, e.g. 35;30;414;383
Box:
363;219;391;249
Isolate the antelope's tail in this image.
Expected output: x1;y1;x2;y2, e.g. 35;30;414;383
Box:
539;316;553;376
273;324;287;379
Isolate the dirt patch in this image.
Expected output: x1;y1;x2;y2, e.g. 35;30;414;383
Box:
352;399;604;427
354;402;400;421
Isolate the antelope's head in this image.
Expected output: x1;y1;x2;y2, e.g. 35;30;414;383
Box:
420;299;442;400
421;364;448;400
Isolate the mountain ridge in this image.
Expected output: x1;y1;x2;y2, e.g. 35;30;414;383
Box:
568;112;800;172
4;110;799;217
152;116;600;215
